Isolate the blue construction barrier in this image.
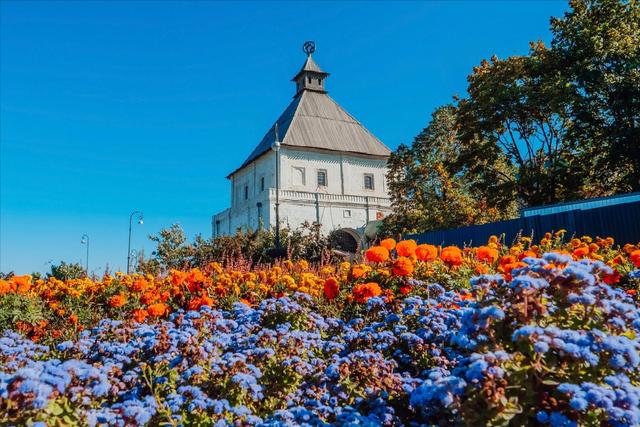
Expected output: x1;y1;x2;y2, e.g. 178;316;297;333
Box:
407;200;640;247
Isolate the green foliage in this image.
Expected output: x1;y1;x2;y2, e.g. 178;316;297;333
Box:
382;105;518;236
385;0;639;236
48;262;85;281
0;293;47;331
551;0;640;194
140;223;334;274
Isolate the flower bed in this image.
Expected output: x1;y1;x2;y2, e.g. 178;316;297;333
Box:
1;233;640;426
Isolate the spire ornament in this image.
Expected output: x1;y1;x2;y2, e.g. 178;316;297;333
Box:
302;41;315;56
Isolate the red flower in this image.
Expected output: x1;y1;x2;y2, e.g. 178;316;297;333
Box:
572;246;589;258
352;282;382;303
323;277;340;300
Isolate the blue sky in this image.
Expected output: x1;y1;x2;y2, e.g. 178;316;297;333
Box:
1;1;568;274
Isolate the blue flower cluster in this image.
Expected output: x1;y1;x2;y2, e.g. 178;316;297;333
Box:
1;255;639;426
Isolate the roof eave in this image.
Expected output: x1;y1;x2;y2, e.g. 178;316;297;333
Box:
226;143;390;179
291;70;330;82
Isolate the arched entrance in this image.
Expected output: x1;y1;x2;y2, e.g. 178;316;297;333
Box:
330;228;361;254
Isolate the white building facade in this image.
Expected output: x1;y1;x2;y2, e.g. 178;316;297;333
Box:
213;44;392;240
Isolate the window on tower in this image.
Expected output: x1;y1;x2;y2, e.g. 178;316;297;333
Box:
317;170;327;187
364;174;374;190
260;176;265;192
244;185;249;200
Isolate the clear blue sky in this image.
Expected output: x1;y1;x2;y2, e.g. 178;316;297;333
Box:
1;1;568;274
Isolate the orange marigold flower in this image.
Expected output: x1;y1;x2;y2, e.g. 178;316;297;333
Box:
169;269;187;286
352;282;382;303
573;246;589;258
379;238;396;251
108;293;127;308
323;277;340;300
499;255;517;265
0;279;11;295
188;295;214;310
13;275;32;294
440;246;463;266
392;257;414;276
395;240;417;257
415;244;438;262
132;309;149;323
140;291;158;305
131;277;148;292
519;250;537;260
365;246;389;263
351;265;368;279
631;250;640;268
476;246;499;263
474;264;490;275
147;303;168;317
69;314;78;324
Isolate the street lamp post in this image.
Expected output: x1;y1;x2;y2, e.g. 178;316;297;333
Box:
127;211;143;274
80;234;89;274
271;123;281;252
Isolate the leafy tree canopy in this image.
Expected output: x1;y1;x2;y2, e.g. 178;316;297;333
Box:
384;0;639;236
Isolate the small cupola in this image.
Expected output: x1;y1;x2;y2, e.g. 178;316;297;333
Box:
292;41;329;96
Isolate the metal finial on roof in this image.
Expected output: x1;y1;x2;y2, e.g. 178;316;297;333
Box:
303;41;315;56
274;122;279;142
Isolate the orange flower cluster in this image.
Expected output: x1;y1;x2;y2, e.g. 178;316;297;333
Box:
352;282;382;303
1;233;638;342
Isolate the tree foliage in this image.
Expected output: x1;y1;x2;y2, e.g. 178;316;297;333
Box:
139;223;336;275
382;106;517;236
384;0;639;236
551;0;640;194
48;261;86;281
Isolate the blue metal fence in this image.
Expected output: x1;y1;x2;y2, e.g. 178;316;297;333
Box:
407;200;640;247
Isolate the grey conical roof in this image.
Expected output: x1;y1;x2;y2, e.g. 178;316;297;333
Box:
229;56;390;177
291;54;327;79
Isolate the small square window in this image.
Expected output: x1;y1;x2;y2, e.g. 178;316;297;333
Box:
260;177;265;192
244;185;249;200
343;210;351;218
317;170;327;187
364;174;374;190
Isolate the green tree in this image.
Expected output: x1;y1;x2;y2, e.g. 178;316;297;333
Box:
382;105;517;236
457;0;639;205
551;0;640;194
457;44;587;206
389;0;639;232
48;261;85;281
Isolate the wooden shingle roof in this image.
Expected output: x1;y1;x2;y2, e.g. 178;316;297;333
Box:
229;53;390;177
